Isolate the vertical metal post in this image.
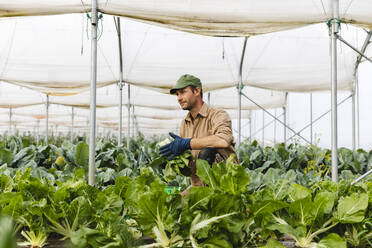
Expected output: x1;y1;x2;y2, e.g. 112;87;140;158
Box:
46;95;49;144
119;85;123;146
127;84;131;147
238;37;248;146
132;104;135;136
310;93;313;145
249;116;252;142
8;107;12;135
262;110;265;146
330;0;339;182
115;16;124;146
356;76;360;148
208;92;211;105
274;109;277;144
352;88;356;151
353;31;372;148
71;107;74;142
89;0;98;186
37;119;40;144
283;92;288;145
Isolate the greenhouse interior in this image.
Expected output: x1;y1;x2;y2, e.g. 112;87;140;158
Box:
0;1;371;247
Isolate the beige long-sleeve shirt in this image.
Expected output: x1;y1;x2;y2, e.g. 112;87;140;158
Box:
180;103;237;162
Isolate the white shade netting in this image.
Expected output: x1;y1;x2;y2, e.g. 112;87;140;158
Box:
1;1;372;36
0;13;363;96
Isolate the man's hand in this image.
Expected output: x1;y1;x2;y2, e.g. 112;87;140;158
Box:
159;132;191;160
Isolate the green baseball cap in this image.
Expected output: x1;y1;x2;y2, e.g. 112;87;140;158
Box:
170;74;202;94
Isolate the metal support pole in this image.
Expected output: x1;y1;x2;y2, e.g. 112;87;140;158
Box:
330;0;339;182
283;107;286;144
310;93;313;145
262;110;265;146
119;85;123;146
274;109;277;144
127;84;131;147
115;16;125;146
237;37;248;146
46;95;49;144
37;119;40;144
336;35;372;64
351;168;372;185
71;107;74;142
352;88;356;151
249;116;252;142
357;76;360;148
208;92;211;105
89;0;98;186
8;107;12;135
352;31;372;149
132;104;136;136
283;92;288;145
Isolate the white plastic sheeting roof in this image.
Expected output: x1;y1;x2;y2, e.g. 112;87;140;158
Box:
0;13;362;96
0;83;255;134
1;1;372;36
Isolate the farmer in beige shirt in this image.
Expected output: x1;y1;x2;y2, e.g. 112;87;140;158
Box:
159;74;237;187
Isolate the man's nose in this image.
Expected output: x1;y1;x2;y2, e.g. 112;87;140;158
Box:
177;94;182;102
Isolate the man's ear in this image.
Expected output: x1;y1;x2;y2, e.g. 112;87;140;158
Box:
195;87;201;97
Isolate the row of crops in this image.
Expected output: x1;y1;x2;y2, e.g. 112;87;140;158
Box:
0;134;371;248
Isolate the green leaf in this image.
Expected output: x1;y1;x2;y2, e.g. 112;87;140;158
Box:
316;233;346;248
0;216;16;248
314;192;335;215
164;164;177;182
288;184;311;201
196;159;218;189
0;148;14;165
289;197;318;226
75;142;89;168
200;234;233;248
267;221;305;240
250;150;262;161
0;174;13;193
334;193;368;223
261;238;286;248
114;176;132;198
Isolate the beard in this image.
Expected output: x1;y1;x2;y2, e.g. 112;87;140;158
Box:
181;104;192;111
179;100;192;110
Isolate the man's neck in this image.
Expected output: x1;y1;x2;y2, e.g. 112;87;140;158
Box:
189;100;204;119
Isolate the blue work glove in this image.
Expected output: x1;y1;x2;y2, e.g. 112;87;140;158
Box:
159;132;191;160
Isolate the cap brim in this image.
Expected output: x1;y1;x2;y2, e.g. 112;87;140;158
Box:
170;87;183;94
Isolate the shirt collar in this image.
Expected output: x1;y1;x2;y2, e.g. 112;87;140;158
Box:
185;102;209;122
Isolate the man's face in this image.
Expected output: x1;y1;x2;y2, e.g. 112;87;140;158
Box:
176;86;199;110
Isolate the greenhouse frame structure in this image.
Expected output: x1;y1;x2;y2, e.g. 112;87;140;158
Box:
1;0;372;184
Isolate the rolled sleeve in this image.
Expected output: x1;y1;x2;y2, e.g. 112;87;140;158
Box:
211;110;234;145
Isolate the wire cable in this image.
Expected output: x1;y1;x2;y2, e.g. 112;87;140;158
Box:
343;0;356;17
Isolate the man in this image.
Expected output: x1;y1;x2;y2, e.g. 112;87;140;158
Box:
160;74;237;187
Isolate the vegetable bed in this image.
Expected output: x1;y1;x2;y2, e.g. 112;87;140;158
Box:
0;135;370;248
